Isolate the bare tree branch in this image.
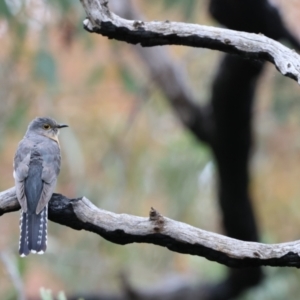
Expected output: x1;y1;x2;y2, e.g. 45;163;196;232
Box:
79;0;300;84
1;187;300;268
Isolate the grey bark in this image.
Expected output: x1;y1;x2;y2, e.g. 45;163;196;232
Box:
1;187;300;268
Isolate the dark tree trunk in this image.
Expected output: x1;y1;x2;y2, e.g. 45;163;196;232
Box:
207;55;264;300
204;0;300;298
211;55;262;243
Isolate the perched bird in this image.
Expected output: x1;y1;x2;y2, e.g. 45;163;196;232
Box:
13;117;68;257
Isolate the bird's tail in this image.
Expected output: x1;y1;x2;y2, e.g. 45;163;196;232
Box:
19;206;48;257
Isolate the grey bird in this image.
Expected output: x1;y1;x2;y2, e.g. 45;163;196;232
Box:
13;117;68;257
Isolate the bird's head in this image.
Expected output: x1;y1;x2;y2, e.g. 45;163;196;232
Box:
26;117;68;143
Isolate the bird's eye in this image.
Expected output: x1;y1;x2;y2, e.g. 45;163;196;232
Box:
43;124;51;130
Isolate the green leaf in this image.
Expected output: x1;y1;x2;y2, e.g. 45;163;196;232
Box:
163;0;182;9
52;0;76;13
0;0;13;18
86;66;105;86
159;134;210;218
40;288;53;300
57;291;67;300
119;66;139;94
162;0;197;20
15;21;27;41
183;0;197;19
5;100;28;129
34;50;57;86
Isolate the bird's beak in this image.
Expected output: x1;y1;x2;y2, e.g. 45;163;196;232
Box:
57;124;68;129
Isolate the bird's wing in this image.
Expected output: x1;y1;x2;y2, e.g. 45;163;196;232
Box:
36;141;61;214
13;138;34;212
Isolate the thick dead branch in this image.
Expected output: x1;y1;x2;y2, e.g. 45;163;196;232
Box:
1;187;300;268
80;0;300;84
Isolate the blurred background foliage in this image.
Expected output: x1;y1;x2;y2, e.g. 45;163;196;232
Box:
0;0;300;299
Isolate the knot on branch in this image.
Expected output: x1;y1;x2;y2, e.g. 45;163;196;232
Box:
133;20;145;29
149;207;164;233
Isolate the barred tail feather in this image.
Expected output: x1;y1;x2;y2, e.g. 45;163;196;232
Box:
39;206;48;255
19;211;29;257
19;206;48;257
